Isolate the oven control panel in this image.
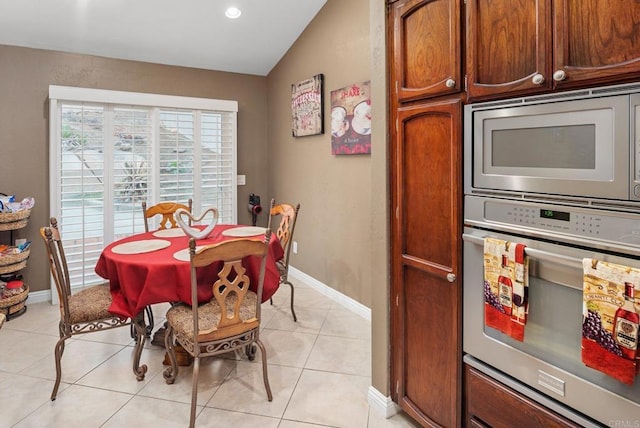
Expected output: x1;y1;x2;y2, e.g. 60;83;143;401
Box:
465;196;640;249
499;205;604;236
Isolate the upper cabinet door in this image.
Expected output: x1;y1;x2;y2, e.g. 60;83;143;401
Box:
390;0;461;103
466;0;552;101
553;0;640;89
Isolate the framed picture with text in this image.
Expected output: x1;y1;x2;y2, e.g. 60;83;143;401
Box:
330;80;371;155
291;74;324;137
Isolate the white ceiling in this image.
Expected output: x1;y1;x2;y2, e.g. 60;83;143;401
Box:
0;0;328;76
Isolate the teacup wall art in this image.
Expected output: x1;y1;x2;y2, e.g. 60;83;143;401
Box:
330;80;371;155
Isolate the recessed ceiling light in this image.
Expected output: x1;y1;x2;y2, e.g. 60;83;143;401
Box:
225;7;242;19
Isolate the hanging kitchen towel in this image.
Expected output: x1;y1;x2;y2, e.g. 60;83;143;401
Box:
483;237;529;342
582;259;640;385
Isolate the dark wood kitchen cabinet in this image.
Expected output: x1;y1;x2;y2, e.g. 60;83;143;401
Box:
465;0;552;100
390;98;463;427
389;1;463;426
389;0;462;103
464;365;582;428
466;0;640;101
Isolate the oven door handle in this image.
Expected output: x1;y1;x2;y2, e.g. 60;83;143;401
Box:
462;233;583;270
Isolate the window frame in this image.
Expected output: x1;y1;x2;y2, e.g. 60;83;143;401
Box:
48;85;239;300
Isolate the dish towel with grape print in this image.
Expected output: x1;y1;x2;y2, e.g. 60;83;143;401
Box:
483;237;528;342
582;259;640;385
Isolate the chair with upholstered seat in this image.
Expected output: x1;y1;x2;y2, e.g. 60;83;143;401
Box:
163;231;273;428
139;198;193;337
142;199;193;232
40;217;134;401
269;202;300;321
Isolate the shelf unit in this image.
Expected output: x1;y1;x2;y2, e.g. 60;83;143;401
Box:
0;207;31;320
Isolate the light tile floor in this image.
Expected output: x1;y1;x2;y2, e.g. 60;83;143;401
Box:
0;277;420;428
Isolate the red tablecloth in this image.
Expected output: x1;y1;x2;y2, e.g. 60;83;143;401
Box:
95;225;284;319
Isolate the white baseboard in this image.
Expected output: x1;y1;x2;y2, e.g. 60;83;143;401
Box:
368;385;401;418
24;289;52;305
288;266;371;321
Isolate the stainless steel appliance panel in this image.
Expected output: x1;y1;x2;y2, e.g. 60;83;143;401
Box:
464;83;640;203
465;195;640;255
463;226;640;425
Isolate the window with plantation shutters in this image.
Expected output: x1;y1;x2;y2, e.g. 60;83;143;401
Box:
49;86;238;295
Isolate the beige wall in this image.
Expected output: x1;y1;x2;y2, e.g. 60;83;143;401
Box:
266;0;390;394
267;0;373;306
0;44;270;295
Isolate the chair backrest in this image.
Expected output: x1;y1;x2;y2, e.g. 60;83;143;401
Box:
39;217;72;322
142;199;193;232
188;230;271;342
270;202;300;268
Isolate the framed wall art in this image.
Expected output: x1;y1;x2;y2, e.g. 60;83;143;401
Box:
291;74;324;137
330;80;371;155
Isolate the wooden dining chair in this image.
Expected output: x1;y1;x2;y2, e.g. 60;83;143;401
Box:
139;198;193;337
142;199;193;232
269;201;301;321
163;232;272;428
40;217;137;401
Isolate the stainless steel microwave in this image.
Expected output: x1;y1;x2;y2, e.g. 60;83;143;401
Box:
464;83;640;206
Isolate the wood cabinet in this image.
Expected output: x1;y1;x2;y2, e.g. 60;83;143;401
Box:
464;364;582;428
553;0;640;89
466;0;552;100
388;1;463;425
390;99;463;427
389;0;462;103
466;0;640;101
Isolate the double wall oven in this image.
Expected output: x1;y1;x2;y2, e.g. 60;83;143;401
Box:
463;83;640;426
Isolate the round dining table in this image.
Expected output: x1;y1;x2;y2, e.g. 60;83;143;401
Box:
94;224;284;380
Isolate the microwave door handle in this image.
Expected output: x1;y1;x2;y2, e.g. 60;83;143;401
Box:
462;233;583;271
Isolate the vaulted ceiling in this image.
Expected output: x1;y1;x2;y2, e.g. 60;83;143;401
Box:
0;0;328;76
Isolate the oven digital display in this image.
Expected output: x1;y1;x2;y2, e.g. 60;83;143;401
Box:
540;209;570;221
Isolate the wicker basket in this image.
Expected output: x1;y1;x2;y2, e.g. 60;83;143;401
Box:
0;284;29;317
0;209;31;231
0;248;30;274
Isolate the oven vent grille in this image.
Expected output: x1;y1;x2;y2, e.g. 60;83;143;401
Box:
469;81;640;111
469;98;522;110
589;200;640;214
470;189;640;213
524;90;591;104
592;82;640;96
470;189;594;206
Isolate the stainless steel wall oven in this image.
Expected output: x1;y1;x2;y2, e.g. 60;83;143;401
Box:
463;83;640;426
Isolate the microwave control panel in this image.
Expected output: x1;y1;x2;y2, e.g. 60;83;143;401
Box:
465;196;640;250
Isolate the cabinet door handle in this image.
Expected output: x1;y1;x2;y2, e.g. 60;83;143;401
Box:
447;273;456;283
553;70;567;82
445;78;456;88
531;73;545;85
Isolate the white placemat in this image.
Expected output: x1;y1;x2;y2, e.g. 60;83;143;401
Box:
173;246;206;262
112;239;171;255
221;226;266;237
152;228;186;238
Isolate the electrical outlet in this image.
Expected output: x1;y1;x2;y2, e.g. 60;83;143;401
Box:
237;174;246;185
293;241;298;254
